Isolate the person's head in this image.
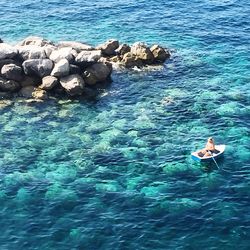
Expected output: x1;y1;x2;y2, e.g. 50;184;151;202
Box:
208;137;214;143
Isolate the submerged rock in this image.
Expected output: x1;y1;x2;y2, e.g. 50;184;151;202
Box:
1;63;24;81
22;59;54;78
60;74;85;96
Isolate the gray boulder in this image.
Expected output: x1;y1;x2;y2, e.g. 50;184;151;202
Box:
75;50;102;65
40;76;58;90
97;40;119;56
18;36;54;47
130;42;154;63
17;45;47;60
57;41;94;52
69;64;81;75
0;77;20;92
0;43;18;60
1;64;24;81
44;45;57;58
116;44;130;55
51;59;69;77
60;74;85;96
22;59;54;78
83;62;112;85
121;52;143;68
150;45;170;63
49;47;77;63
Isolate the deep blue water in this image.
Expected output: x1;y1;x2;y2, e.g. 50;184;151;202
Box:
0;0;250;249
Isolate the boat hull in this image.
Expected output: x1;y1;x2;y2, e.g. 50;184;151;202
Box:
191;145;226;162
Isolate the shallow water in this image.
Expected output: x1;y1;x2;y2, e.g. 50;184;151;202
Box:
0;0;250;249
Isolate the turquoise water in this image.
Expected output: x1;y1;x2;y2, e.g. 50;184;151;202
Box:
0;0;250;249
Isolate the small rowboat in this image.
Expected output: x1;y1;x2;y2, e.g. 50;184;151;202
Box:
191;145;226;162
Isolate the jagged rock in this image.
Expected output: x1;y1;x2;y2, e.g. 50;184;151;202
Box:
0;43;18;60
75;50;102;65
83;62;112;85
49;47;77;63
0;38;3;43
22;59;53;78
69;64;81;74
97;40;119;56
20;76;40;87
1;64;24;81
18;36;54;47
116;44;130;55
150;45;170;63
130;42;154;63
121;52;143;68
17;45;47;60
0;77;20;92
60;74;85;96
57;41;94;52
0;59;17;70
40;76;58;90
32;88;48;100
51;59;69;77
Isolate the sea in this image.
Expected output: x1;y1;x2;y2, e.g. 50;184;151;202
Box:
0;0;249;249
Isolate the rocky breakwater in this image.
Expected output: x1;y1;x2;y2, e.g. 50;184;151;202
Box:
0;37;170;100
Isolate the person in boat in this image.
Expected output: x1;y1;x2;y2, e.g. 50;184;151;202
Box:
198;137;220;157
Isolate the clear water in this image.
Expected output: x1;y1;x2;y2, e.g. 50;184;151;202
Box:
0;0;250;249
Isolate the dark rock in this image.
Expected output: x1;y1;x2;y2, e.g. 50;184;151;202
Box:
83;62;112;85
0;77;20;92
20;76;40;87
115;44;130;55
40;76;58;90
22;59;54;78
0;43;18;60
60;74;85;96
150;45;170;63
1;64;23;81
69;64;82;75
0;59;17;70
97;40;119;56
19;86;35;98
0;38;3;43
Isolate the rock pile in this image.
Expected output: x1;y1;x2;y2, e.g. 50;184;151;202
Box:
0;37;170;100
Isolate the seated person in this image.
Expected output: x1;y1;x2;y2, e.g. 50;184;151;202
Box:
198;137;220;157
